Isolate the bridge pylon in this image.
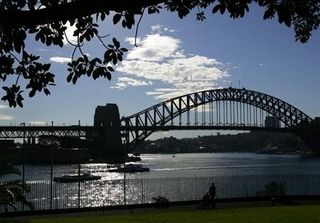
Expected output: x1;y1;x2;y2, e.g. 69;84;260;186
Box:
93;103;125;162
295;117;320;155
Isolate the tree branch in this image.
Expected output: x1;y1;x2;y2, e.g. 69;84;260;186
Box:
135;8;145;47
0;0;165;26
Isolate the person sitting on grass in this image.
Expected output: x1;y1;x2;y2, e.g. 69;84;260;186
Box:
199;193;211;209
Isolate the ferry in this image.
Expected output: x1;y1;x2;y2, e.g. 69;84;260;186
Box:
108;164;150;173
53;173;101;183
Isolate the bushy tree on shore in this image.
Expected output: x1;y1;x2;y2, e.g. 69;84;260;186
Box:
0;150;33;212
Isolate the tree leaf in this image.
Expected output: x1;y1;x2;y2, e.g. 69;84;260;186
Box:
44;88;50;96
17;94;24;108
106;71;111;80
66;73;73;83
29;90;36;97
72;75;78;84
212;5;220;14
113;14;121;25
113;37;120;48
107;66;114;72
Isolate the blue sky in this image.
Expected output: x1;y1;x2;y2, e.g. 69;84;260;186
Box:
0;5;319;129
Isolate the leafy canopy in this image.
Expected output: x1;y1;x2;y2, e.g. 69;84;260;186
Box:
0;0;319;107
0;150;34;211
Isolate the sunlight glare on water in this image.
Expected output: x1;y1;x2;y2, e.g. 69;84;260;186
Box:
1;153;320;211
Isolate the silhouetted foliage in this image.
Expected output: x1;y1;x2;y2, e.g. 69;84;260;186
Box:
0;150;34;211
0;0;319;107
152;195;169;208
256;181;287;196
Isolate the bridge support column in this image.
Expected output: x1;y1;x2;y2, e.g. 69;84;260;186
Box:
296;117;320;156
93;104;125;162
26;137;36;145
299;132;320;156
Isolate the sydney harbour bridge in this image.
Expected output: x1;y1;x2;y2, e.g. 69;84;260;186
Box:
0;88;319;156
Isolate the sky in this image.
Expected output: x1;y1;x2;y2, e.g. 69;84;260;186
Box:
0;5;319;133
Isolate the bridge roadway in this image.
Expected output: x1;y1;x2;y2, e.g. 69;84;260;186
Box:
0;125;293;139
0;126;90;138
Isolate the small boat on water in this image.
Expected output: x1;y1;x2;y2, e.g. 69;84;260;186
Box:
108;164;150;173
53;173;101;183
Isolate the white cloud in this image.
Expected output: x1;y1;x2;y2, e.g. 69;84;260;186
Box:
125;37;142;46
63;22;77;45
117;56;226;85
0;114;14;121
50;56;71;64
28;121;48;126
0;105;14;120
151;25;163;33
38;48;49;52
151;25;175;34
125;33;181;61
111;77;152;90
146;88;191;100
115;25;229;100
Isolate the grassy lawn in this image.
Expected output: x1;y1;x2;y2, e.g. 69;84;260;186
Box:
28;205;320;223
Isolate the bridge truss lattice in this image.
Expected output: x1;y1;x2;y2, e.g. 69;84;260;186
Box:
0;126;88;139
121;88;312;147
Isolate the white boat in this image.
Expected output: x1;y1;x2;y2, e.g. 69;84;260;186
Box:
108;164;150;173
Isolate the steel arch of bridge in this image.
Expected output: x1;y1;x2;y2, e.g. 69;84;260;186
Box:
121;88;312;147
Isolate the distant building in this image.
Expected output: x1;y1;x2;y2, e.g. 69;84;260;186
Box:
265;116;280;128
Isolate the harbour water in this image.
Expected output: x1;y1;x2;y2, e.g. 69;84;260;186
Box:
6;153;320;180
1;153;320;211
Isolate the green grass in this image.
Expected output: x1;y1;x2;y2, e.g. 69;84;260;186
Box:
28;205;320;223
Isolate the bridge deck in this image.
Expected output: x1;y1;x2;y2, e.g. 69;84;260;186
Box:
0;125;292;139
